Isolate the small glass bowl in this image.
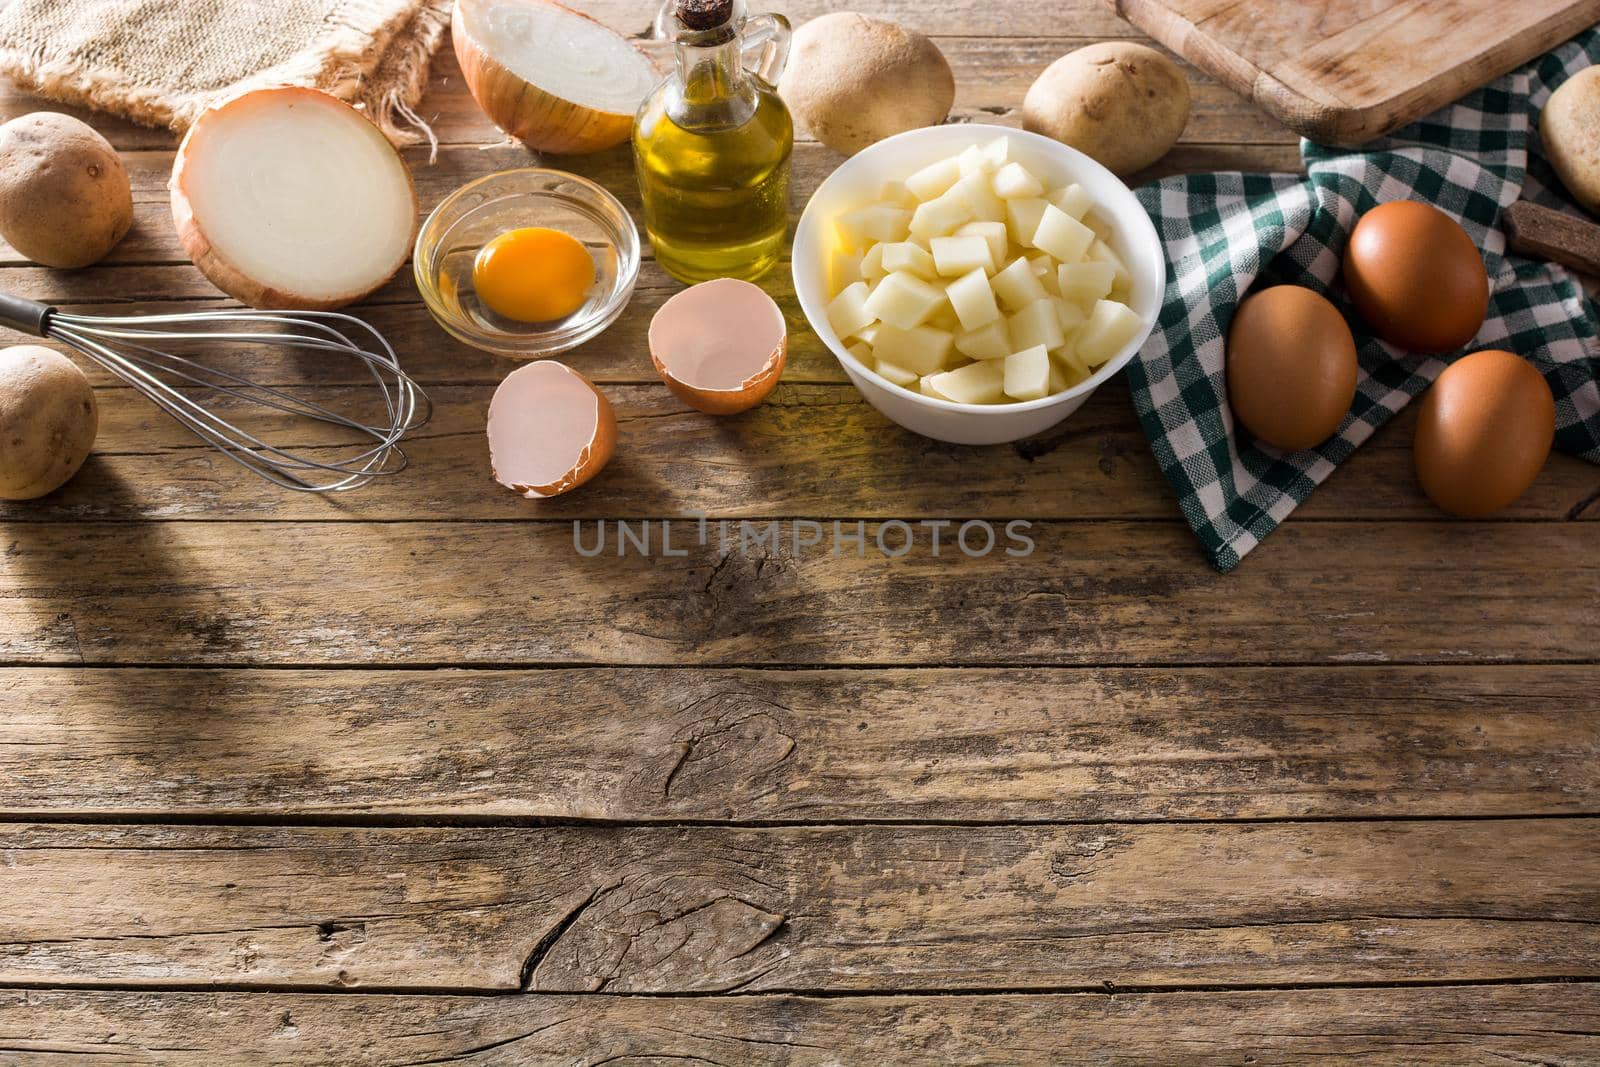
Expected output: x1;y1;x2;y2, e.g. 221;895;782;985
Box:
414;168;640;357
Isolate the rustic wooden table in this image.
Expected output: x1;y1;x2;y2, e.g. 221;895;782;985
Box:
0;1;1597;1063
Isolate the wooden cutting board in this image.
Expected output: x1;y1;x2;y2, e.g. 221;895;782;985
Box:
1109;0;1600;145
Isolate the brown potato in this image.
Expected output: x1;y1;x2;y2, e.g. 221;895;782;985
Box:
778;13;954;156
1022;43;1190;177
1541;65;1600;216
0;113;133;268
0;345;98;500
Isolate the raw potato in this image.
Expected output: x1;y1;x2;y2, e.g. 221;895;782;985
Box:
1540;65;1600;216
0;113;131;268
0;345;97;499
778;13;955;156
1023;42;1191;177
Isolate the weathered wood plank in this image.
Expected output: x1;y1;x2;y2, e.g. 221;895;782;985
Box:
0;821;1594;991
1;984;1595;1065
2;519;1595;666
3;381;1595;522
1;666;1593;821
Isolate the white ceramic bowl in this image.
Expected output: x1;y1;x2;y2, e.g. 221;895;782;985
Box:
792;124;1164;445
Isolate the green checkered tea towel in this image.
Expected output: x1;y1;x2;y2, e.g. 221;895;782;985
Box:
1129;28;1600;572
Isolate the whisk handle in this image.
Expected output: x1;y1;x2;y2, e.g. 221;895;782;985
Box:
0;293;53;337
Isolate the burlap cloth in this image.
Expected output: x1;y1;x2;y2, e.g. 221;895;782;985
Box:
0;0;451;146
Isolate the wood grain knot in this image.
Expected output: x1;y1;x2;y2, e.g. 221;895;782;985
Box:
524;880;787;994
650;692;798;807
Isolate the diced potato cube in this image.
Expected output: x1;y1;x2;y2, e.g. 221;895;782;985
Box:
1046;360;1069;395
926;300;961;332
945;267;1002;332
1057;261;1116;304
863;270;947;330
873;323;955;375
875;359;919;388
1109;283;1132;306
1003;344;1051;401
955;318;1012;360
931;234;996;277
881;241;937;280
992;161;1045;200
843;204;911;244
1006;198;1049;248
956;221;1009;270
929;358;1006;404
980;136;1012;171
1009;297;1067;352
1075;300;1144;366
905;156;964;201
1053;352;1091;390
958;143;988;176
1083;210;1114;242
1030;255;1061;296
947;172;1006;224
861;243;887;284
831;246;863;292
909;193;974;240
920;373;954;400
826;281;875;338
846;340;874;368
1088;239;1131;288
1032;204;1094;265
880;181;917;208
1047;184;1093;219
856;323;880;345
991;256;1049;311
1054;344;1090;377
1053;297;1087;336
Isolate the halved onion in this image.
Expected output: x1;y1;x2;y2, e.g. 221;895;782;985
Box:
170;87;417;310
488;360;617;498
649;279;787;415
453;0;658;155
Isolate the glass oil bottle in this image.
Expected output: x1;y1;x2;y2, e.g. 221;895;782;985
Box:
634;0;793;284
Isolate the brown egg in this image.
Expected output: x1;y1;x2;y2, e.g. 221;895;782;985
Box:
1226;284;1358;451
1343;200;1488;353
1414;349;1555;518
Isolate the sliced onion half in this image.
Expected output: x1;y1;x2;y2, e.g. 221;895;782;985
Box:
488;360;617;498
171;87;417;310
453;0;658;154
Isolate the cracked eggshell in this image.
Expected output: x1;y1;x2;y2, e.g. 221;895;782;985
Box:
487;360;616;498
649;278;787;415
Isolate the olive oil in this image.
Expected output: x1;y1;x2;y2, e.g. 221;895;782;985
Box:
634;0;793;284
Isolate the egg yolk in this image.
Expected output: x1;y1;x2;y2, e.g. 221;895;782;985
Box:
473;227;594;323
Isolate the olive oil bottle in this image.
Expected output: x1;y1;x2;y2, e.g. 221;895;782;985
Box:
634;0;793;284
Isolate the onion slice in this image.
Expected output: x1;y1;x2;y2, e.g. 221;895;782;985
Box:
488;361;617;498
649;279;788;415
453;0;657;154
170;87;417;310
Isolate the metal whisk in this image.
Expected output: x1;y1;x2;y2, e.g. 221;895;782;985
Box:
0;293;430;493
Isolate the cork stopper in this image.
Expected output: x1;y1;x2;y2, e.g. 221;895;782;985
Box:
676;0;733;31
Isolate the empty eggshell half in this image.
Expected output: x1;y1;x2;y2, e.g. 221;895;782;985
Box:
487;360;616;498
648;278;787;414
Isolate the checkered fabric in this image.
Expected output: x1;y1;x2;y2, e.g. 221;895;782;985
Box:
1128;29;1600;572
